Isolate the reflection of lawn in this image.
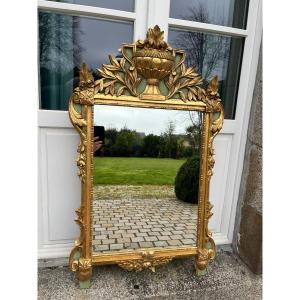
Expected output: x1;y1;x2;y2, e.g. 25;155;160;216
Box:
93;157;186;185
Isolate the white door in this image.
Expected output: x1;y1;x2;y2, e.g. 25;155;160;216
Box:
38;0;262;258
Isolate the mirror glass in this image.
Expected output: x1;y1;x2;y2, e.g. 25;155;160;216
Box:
92;105;202;253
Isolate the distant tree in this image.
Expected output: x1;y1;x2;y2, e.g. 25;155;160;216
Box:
186;124;200;153
160;121;178;159
114;127;142;157
176;138;185;159
142;134;162;157
103;128;118;156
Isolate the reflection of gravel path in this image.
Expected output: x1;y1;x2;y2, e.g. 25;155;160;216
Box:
93;184;175;200
92;185;197;253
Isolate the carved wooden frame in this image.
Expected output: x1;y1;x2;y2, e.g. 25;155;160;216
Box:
68;26;224;287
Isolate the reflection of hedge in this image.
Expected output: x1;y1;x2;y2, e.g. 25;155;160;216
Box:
175;156;200;204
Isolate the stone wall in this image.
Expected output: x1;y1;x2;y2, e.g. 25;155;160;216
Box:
233;46;262;274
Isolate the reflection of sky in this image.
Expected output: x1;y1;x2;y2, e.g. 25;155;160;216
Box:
64;0;134;12
169;0;234;27
94;105;197;135
79;18;133;70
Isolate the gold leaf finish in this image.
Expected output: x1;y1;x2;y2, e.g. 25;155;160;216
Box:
196;89;224;270
94;25;224;108
132;26;175;100
117;251;173;272
70;257;92;282
95;53;140;97
73;63;95;105
68;25;224;285
165;64;204;101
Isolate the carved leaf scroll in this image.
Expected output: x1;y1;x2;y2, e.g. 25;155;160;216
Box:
165;63;205;101
93;25;223;114
95;54;141;97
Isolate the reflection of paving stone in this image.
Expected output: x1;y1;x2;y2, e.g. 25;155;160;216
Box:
92;185;198;252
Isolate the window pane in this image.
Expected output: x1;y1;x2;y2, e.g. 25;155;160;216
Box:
169;0;249;29
39;12;133;110
168;29;244;119
49;0;134;12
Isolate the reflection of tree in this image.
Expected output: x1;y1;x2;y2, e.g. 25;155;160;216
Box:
39;12;85;109
173;5;230;80
39;12;84;71
172;4;230;138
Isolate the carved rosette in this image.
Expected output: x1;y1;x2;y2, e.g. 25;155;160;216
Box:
117;251;173;272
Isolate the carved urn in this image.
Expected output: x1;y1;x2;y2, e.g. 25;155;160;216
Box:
132;26;175;100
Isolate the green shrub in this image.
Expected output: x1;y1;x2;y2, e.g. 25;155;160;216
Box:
175;156;200;204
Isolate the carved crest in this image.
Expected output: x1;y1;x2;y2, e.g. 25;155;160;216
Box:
89;25;221;110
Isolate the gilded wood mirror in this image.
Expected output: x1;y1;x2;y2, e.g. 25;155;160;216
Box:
68;25;224;288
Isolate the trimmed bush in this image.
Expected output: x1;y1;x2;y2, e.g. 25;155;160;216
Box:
175;156;200;204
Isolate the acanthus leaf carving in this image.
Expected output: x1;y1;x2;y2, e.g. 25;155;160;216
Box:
95;53;140;97
165;64;204;101
73;63;95;105
70;257;92;282
117;250;173;272
196;246;216;271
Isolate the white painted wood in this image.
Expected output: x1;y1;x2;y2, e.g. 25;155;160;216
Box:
134;0;148;41
38;110;73;128
38;127;80;255
147;0;170;40
209;135;233;234
168;18;248;37
224;0;262;242
38;242;76;259
37;0;262;258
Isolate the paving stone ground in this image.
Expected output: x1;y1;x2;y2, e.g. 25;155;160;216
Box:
93;185;198;253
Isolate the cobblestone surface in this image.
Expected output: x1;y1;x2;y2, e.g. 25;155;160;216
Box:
93;185;197;252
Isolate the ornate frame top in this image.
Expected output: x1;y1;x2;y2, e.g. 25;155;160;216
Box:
71;25;223;114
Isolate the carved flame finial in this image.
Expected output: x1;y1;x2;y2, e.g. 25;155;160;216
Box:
143;25;169;50
79;63;94;87
207;76;219;96
72;63;95;105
